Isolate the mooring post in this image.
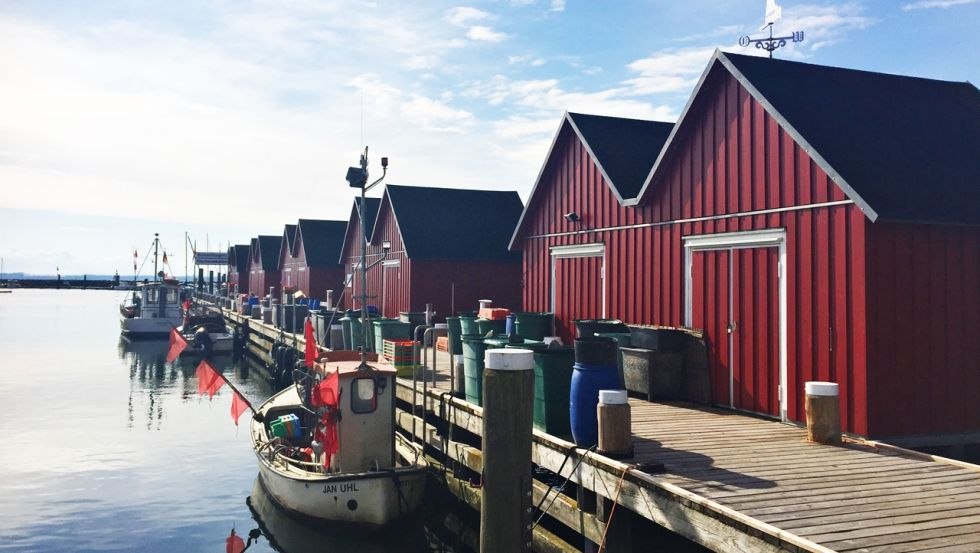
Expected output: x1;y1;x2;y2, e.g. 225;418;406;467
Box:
805;381;841;444
480;348;535;553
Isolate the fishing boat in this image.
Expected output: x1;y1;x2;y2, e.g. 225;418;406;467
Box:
119;233;185;337
178;309;234;356
119;278;184;336
250;356;427;526
249;149;426;526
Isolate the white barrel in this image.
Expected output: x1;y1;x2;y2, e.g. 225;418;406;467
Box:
484;348;533;371
434;323;448;329
805;381;839;397
599;389;628;405
478;299;493;309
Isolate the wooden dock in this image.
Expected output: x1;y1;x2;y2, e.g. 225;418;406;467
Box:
222;308;980;553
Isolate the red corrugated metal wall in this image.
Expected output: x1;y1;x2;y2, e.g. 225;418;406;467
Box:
866;222;980;436
519;67;872;433
411;259;522;321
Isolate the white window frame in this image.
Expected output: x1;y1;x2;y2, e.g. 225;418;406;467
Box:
549;243;606;318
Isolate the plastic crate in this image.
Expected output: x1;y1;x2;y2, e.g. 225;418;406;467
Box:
436;336;449;352
383;339;419;377
478;307;511;321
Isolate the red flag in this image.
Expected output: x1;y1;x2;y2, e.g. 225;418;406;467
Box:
226;529;245;553
196;359;224;398
230;390;249;425
166;327;188;362
311;370;339;408
133;249;138;258
304;316;317;368
162;251;168;264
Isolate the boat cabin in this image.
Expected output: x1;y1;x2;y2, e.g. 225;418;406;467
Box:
263;359;396;472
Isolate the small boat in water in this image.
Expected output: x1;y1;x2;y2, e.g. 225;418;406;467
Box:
178;309;234;357
119;278;184;337
250;354;427;526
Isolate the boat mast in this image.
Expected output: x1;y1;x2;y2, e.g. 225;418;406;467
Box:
349;147;386;369
153;233;159;282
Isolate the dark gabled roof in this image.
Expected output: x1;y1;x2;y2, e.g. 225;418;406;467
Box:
256;235;282;271
382;184;523;261
230;244;250;274
567;112;673;201
296;219;347;267
339;197;382;263
509;111;673;249
283;224;298;257
630;50;980;225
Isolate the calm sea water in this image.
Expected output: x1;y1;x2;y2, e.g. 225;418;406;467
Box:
0;290;450;553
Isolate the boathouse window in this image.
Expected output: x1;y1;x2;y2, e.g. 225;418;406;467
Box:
350;377;377;414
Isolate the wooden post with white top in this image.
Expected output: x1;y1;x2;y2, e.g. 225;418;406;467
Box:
480;348;535;553
804;381;841;444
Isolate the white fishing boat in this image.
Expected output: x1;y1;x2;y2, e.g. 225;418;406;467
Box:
250;356;427;526
178;310;234;356
119;233;185;337
119;278;184;336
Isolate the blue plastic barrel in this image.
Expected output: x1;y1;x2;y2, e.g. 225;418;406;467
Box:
569;361;620;447
505;313;517;337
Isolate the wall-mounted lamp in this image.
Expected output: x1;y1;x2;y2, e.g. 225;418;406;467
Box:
563;211;580;223
382;240;392;252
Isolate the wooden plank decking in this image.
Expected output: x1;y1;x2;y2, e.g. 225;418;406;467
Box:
221;310;980;552
405;356;980;553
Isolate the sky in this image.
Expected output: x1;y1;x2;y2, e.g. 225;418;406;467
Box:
1;0;978;276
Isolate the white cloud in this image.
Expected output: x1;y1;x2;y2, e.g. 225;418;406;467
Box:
508;54;547;66
902;0;976;9
467;25;508;42
550;0;566;12
623;47;717;95
445;6;490;26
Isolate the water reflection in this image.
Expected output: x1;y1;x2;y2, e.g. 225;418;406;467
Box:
119;337;242;430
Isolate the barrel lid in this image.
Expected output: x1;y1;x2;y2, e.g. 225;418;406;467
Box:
805;381;839;396
599;389;628;404
484;349;534;371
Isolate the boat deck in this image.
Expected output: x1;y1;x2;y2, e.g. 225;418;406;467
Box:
404;353;980;553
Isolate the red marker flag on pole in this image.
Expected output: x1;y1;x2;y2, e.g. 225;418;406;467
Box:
196;359;224;398
166;327;188;362
231;390;249;425
311;370;341;468
304;316;317;368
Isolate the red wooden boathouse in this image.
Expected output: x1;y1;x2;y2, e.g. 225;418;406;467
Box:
277;224;298;290
512;50;980;443
247;235;283;299
339;196;382;311
227;244;250;295
341;184;523;320
279;219;348;301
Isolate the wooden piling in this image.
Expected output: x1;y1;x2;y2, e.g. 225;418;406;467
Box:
804;381;841;444
597;390;633;458
480;348;535;553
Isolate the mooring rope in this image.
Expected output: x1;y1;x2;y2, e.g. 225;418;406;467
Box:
596;465;631;553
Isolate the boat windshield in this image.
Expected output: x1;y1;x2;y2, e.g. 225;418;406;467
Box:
350;377;377;414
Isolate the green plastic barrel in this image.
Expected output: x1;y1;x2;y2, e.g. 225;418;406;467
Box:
483;336;511;350
446;317;463;354
594;332;631;387
476;318;506;336
462;335;487;406
339;311;360;350
533;347;575;438
349;316;364;351
374;319;411;352
506;340;548;352
514;312;554;341
459;315;478;335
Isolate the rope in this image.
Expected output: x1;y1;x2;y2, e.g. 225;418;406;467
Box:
596;464;631;552
531;444;596;530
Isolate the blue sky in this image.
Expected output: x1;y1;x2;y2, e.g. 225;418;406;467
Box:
1;0;977;275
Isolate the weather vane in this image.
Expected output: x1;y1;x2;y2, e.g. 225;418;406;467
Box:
739;0;804;58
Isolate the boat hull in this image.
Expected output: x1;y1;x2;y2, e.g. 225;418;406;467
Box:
255;456;427;526
119;315;182;336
